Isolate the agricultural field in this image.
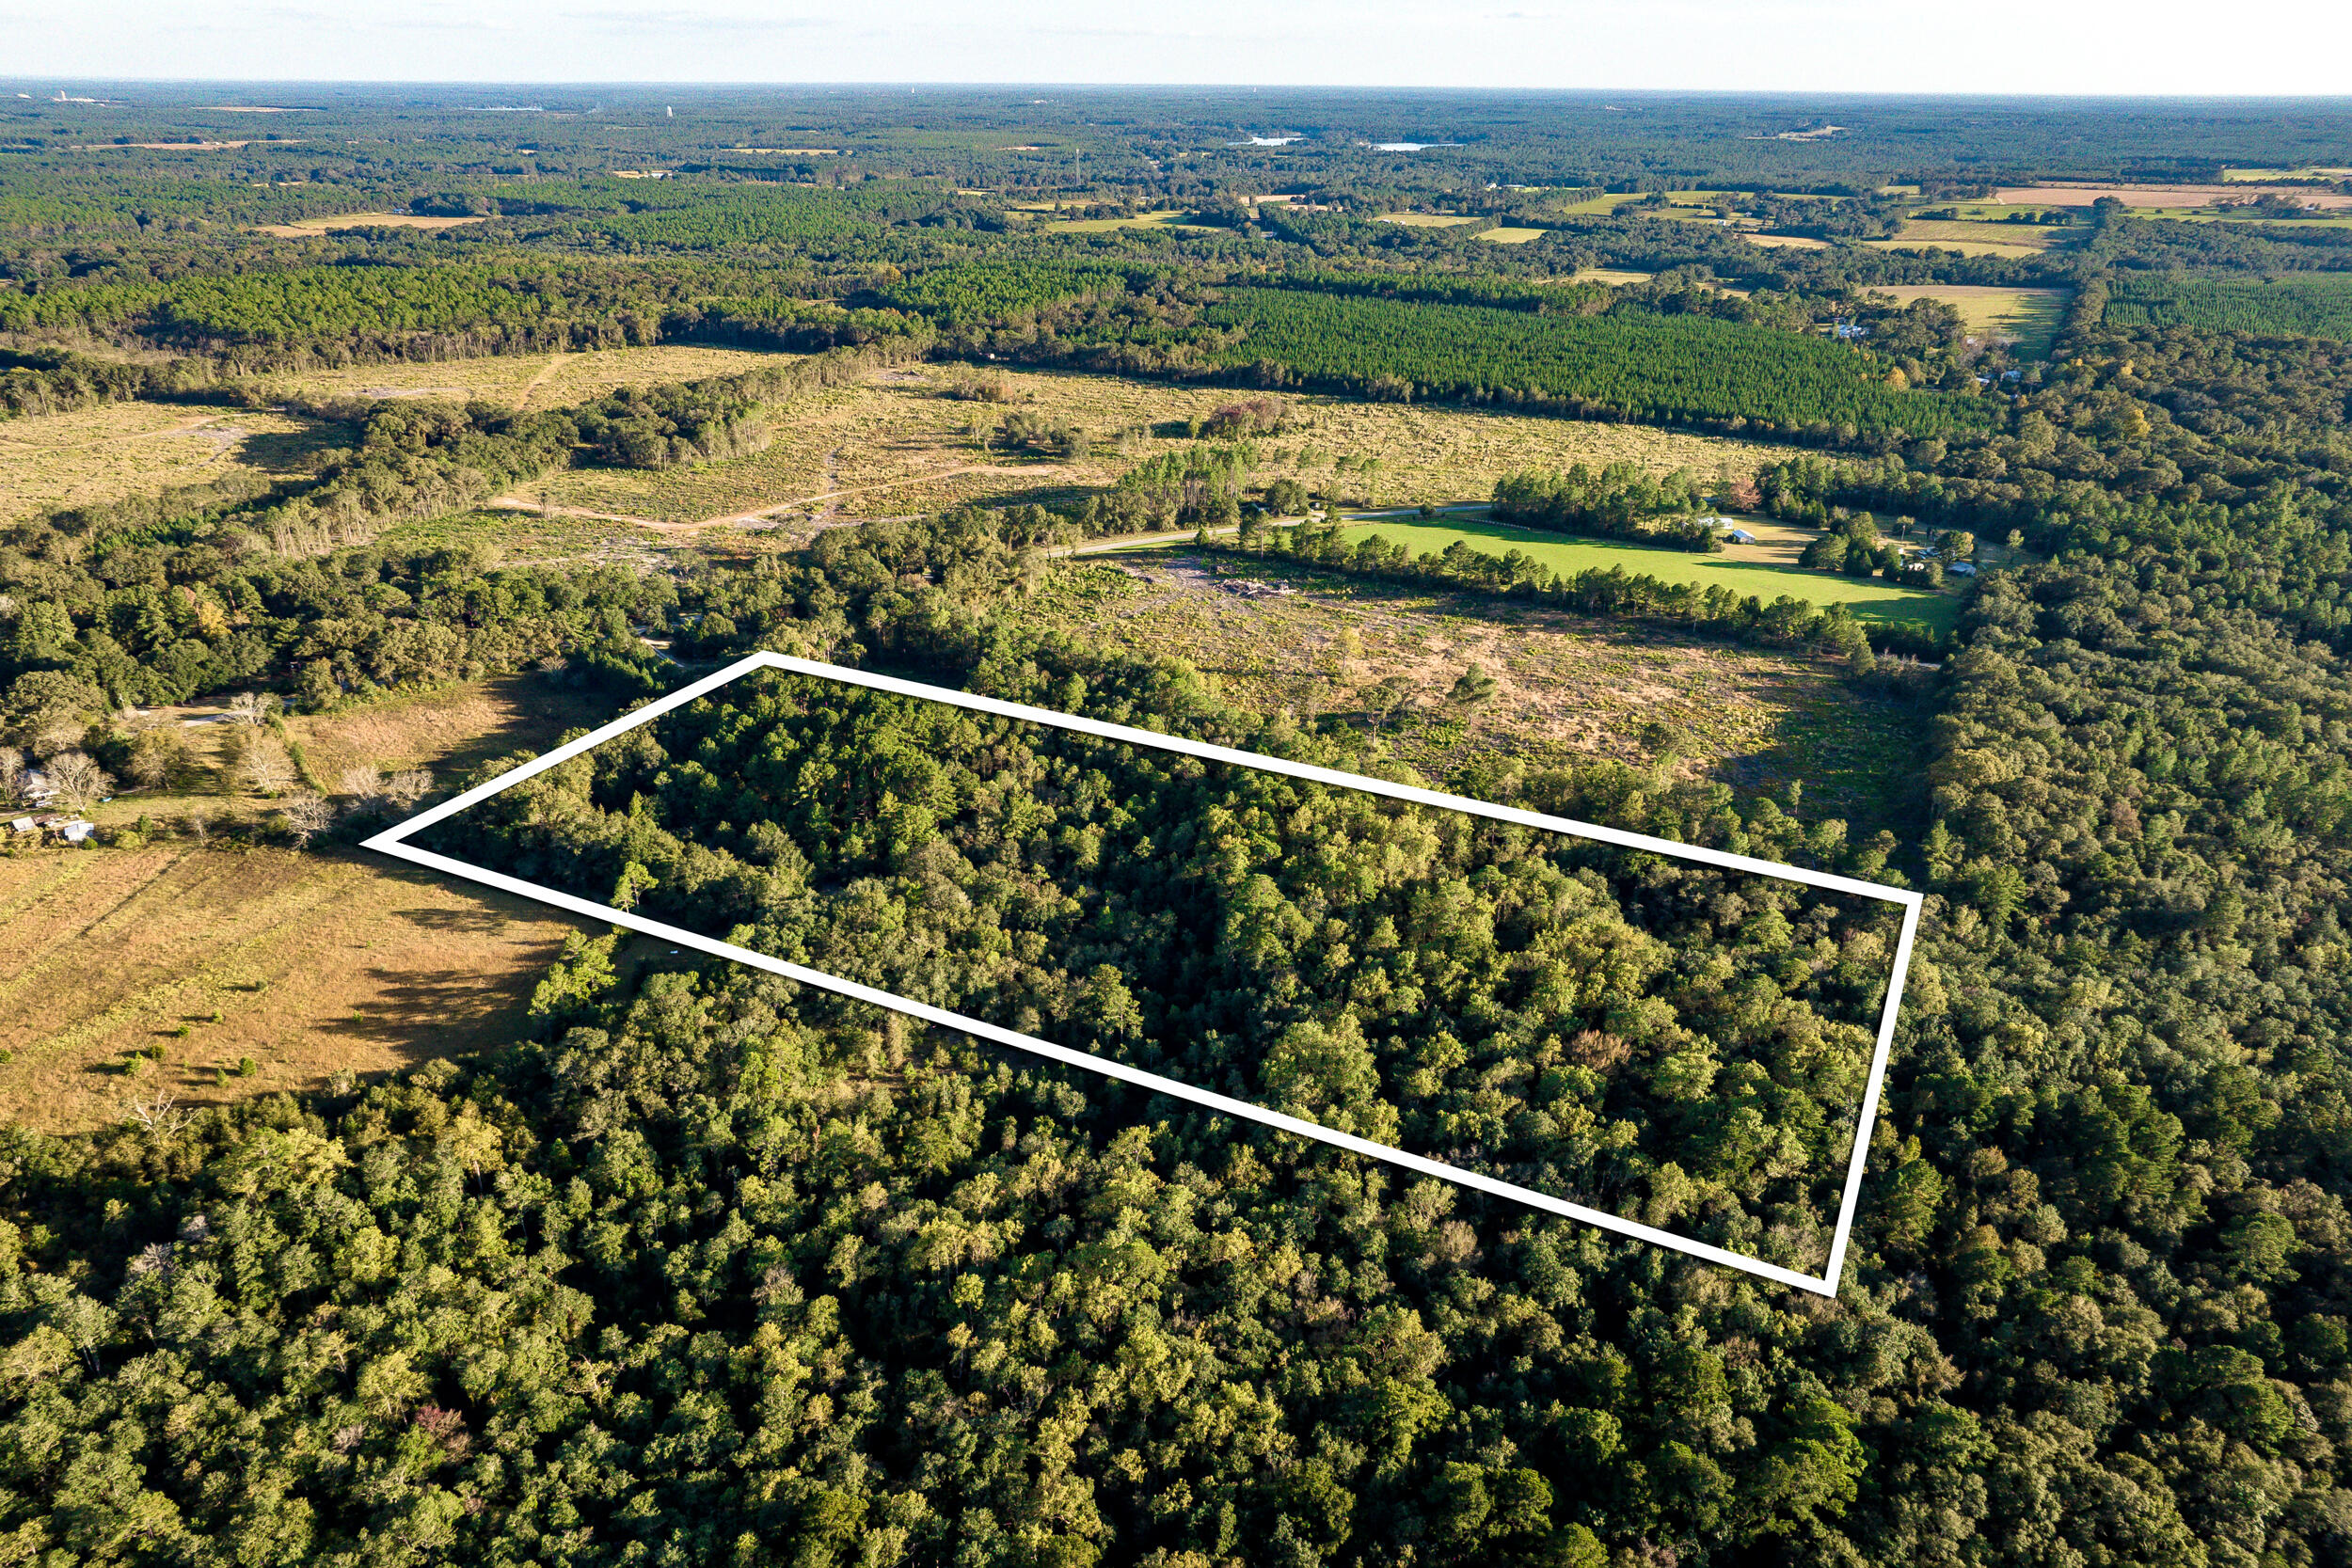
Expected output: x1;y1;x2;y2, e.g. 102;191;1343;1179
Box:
1868;218;2065;257
1011;555;1927;836
1375;213;1484;227
0;674;623;1132
0;398;341;519
262;342;795;411
1994;182;2352;210
524;360;1769;532
1333;515;1960;633
1477;227;1551;243
1873;284;2071;356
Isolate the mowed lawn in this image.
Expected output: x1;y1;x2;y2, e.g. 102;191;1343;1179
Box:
1337;516;1961;633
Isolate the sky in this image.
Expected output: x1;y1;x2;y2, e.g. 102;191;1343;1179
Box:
4;0;2349;96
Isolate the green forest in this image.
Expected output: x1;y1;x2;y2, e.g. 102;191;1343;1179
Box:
3;81;2352;1568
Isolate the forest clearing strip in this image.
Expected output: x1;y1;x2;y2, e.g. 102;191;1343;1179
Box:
370;650;1923;1297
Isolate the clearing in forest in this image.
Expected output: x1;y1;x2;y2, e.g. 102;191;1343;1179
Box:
262;342;796;411
0;844;580;1133
1012;555;1929;838
1872;285;2070;356
1332;515;1960;634
0;674;621;1131
0;400;341;520
253;213;489;237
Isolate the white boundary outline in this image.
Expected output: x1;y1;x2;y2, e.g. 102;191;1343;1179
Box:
366;651;1920;1296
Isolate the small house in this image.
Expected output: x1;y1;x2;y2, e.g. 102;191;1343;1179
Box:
1723;528;1757;545
8;816;35;834
1947;562;1979;577
61;819;96;843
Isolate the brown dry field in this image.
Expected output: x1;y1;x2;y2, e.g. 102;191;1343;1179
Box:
0;674;627;1132
1743;234;1831;249
0;845;581;1132
254;213;489;237
263;343;794;412
0;401;340;520
1874;218;2067;254
522;361;1769;537
1994;182;2352;211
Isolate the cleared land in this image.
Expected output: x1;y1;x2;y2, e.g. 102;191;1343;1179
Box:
262;342;794;411
0;845;579;1132
1334;515;1960;633
522;362;1770;535
1376;213;1484;227
1993;182;2352;211
1743;233;1830;249
1874;284;2070;356
0;401;341;520
0;674;622;1132
1477;227;1551;243
1013;556;1925;835
254;213;489;237
1884;218;2070;251
1041;211;1214;233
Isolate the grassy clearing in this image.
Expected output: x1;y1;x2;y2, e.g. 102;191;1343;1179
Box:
1873;284;2070;356
0;401;342;520
0;673;628;1132
1376;213;1485;227
1041;211;1213;233
1884;217;2069;251
261;343;798;411
254;213;488;237
375;506;667;565
1477;227;1551;244
1992;182;2352;211
1010;556;1925;837
286;674;620;788
0;845;580;1132
1334;515;1960;633
530;361;1771;532
1566;268;1655;286
1743;233;1830;249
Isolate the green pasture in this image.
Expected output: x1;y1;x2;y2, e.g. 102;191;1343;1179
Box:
1335;517;1961;633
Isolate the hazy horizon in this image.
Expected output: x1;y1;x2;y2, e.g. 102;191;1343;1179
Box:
5;0;2346;96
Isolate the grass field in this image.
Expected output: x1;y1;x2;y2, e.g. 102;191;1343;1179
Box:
1376;213;1485;227
1012;556;1926;836
262;342;797;411
1874;284;2070;356
375;506;667;565
0;400;342;520
1883;218;2071;252
1041;211;1214;233
1993;182;2352;211
1334;515;1960;633
0;845;580;1132
0;673;628;1132
1477;227;1551;243
1743;233;1830;249
254;212;488;237
526;361;1771;533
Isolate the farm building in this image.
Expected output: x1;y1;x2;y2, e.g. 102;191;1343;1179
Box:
1722;528;1757;544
